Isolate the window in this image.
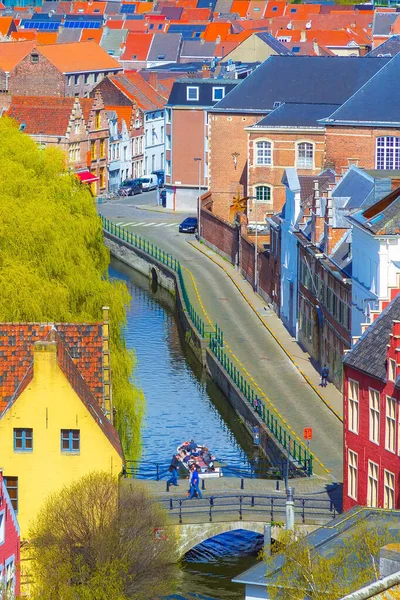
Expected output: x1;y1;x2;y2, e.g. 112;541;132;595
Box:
95;111;101;129
376;137;400;170
30;53;39;64
14;428;33;452
255;141;272;166
386;396;396;453
384;470;395;509
4;477;18;513
5;558;15;596
100;139;105;159
94;73;99;83
161;125;164;143
255;185;271;203
61;429;80;453
90;141;96;160
297;142;314;168
389;358;397;382
151;127;156;145
158;24;163;30
100;167;106;189
166;108;171;123
348;450;358;500
74;119;80;134
149;23;154;29
152;154;155;171
84;74;89;85
161;151;164;166
187;86;199;101
0;511;5;545
348;379;359;434
212;87;225;101
74;75;80;85
68;75;72;87
367;461;379;507
369;388;380;444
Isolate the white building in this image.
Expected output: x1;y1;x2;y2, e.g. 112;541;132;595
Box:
144;109;164;176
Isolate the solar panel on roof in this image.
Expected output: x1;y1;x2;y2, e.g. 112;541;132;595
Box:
64;20;101;28
120;4;136;13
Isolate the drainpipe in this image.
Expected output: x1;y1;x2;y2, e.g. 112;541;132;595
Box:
285;487;295;531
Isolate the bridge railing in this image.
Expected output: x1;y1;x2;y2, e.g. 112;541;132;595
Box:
156;493;337;525
102;217;313;476
209;334;312;476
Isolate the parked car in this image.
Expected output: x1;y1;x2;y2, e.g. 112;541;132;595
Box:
152;170;165;187
118;178;142;196
139;174;158;191
179;217;198;233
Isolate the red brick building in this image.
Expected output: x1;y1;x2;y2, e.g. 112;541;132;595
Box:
343;294;400;511
0;469;20;599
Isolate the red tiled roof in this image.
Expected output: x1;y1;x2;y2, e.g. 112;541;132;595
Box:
0;40;36;72
120;32;153;61
38;41;120;73
0;17;14;37
230;0;249;17
247;1;268;19
0;323;104;414
136;1;153;13
108;71;167;110
80;28;102;44
36;31;58;45
71;1;107;14
7;95;76;135
106;105;133;129
180;7;211;22
283;3;321;17
203;22;231;42
10;31;36;42
263;1;285;18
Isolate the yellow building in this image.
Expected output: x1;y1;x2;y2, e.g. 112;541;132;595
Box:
0;319;124;540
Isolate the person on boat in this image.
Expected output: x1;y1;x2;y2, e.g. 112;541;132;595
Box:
180;450;191;465
189;464;202;499
186;439;198;453
201;447;212;465
167;454;181;487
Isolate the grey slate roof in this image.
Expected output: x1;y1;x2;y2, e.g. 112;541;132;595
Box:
372;11;399;37
333;166;375;211
167;78;238;107
57;28;81;43
212;56;389;113
181;40;216;59
350;190;400;235
255;31;293;55
253;102;340;128
321;53;400;126
344;294;400;379
160;6;183;20
214;0;233;14
147;33;182;62
100;28;128;57
367;34;400;57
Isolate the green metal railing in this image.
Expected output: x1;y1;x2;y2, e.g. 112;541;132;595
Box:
102;216;313;475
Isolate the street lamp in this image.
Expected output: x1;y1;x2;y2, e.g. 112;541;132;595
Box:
249;195;258;292
194;157;202;241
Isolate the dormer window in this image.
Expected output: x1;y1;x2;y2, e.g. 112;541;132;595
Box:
389;358;396;382
212;87;225;101
187;86;199;101
30;53;39;64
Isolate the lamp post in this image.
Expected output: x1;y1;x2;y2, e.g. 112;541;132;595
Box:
249;196;258;292
194;157;202;241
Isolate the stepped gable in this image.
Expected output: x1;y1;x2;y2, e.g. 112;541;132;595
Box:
0;322;103;413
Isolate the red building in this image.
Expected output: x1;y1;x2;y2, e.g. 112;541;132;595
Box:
0;469;20;599
343;294;400;511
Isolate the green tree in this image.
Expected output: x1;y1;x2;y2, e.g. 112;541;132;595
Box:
0;117;144;459
29;472;178;600
264;522;395;599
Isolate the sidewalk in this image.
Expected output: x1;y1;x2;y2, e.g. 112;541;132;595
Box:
189;240;343;422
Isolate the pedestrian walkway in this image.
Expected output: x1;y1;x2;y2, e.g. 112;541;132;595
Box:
115;220;179;228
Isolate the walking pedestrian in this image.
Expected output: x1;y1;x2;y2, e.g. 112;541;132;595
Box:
189;465;203;499
167;454;181;488
321;364;329;388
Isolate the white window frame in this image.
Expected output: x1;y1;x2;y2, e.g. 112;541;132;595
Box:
389;358;396;382
348;379;359;434
386;396;396;453
212;86;225;102
0;510;5;545
384;469;395;509
369;388;380;445
348;449;358;501
297;141;314;169
187;86;199;101
367;460;379;508
254;185;272;203
375;136;400;170
255;140;272;166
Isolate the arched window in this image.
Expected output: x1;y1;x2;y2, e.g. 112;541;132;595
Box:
297;142;314;169
376;136;400;170
255;185;271;203
255;141;272;166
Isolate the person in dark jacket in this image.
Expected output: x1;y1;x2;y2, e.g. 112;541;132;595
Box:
189;465;203;499
321;364;329;387
167;454;181;487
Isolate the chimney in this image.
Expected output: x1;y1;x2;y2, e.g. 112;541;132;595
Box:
380;545;400;578
102;306;113;423
33;340;58;384
300;29;307;42
149;71;158;91
348;158;359;167
313;40;320;56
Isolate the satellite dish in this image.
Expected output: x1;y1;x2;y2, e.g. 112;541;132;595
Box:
287;21;293;30
306;20;311;29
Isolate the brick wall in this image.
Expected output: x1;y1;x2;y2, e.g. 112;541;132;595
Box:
258;246;280;312
9;51;65;97
172;107;205;186
91;77;132;106
240;233;255;286
201;206;239;263
208;111;263;221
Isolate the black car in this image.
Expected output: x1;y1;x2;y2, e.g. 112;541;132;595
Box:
118;178;142;196
179;217;198;233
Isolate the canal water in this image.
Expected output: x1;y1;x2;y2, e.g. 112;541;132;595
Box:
109;258;263;600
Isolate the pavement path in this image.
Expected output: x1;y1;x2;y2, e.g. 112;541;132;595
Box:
99;199;343;483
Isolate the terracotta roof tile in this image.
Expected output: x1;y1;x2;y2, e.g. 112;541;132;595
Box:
120;32;153;61
203;21;231;41
7;95;75;135
71;1;107;14
264;1;285;18
80;28;103;44
0;40;36;72
38;40;120;73
109;70;167;110
180;7;211;21
106;104;133;129
36;31;58;45
136;1;153;13
230;0;249;17
0;16;14;37
10;31;36;41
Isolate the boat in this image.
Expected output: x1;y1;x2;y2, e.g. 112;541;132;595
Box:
177;441;223;478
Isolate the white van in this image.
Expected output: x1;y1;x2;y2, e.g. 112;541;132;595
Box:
140;174;158;191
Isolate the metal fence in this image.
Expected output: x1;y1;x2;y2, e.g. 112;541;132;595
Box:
102;217;313;476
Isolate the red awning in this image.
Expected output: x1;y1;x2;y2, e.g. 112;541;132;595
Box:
76;171;98;184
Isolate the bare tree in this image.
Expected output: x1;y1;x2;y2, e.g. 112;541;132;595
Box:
29;472;178;600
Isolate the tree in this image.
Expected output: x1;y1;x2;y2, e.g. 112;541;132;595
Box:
264;522;395;600
0;117;144;459
29;472;179;600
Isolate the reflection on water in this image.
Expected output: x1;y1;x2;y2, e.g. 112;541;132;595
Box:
109;258;261;600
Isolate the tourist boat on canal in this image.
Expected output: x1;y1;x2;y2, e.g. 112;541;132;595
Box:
177;441;223;478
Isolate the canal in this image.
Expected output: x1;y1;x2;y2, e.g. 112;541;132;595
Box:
110;258;263;600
